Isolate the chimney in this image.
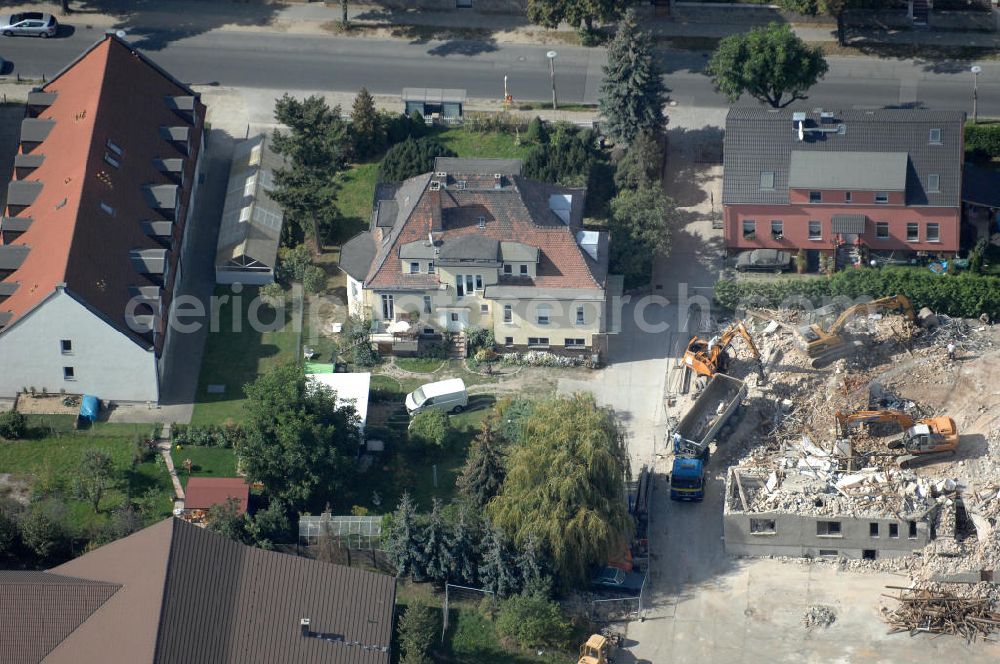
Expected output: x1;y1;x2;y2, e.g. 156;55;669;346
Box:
300;618;311;637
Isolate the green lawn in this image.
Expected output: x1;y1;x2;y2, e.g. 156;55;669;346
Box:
434;126;534;160
190;285;300;425
394;357;444;374
171;445;238;488
0;416;174;533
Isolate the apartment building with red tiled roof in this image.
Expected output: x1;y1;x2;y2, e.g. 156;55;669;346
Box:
0;35;205;402
340;158;614;356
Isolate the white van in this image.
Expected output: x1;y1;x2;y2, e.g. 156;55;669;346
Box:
405;378;468;416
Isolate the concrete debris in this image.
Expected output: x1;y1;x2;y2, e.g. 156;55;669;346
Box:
802;605;837;629
702;307;1000;611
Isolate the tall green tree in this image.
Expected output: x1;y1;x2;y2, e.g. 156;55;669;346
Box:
457;423;506;509
378;137;455;183
527;0;627;32
398;603;437;664
350;87;384;160
421;498;452;583
387;493;423;578
237;363;361;509
206;497;249;543
706;23;828;108
608;186;678;290
75;448;115;513
516;534;550;595
599;9;668;145
447;505;479;585
479;526;521;598
270;94;352;250
614;129;663;191
488;394;632;587
247;499;290;550
19;499;72;563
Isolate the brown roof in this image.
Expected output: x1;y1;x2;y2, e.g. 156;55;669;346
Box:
4;518;396;664
183;477;250;515
0;572;120;664
0;35;205;348
363;165;606;292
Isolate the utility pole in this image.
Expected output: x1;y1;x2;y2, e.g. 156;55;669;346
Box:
547;50;558;111
971;65;982;124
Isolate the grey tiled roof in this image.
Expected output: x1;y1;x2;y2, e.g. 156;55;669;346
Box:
339;232;376;281
722;108;965;207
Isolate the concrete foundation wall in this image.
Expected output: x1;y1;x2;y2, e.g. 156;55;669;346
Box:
723;510;932;560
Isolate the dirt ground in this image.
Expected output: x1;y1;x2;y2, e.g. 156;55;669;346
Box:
14;393;81;416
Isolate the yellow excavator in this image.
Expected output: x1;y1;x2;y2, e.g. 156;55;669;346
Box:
578;634;614;664
683;321;764;380
797;295;915;367
835;408;959;466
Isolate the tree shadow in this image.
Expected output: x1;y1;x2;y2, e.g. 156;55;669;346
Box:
427;38;499;57
65;0;288;51
663;125;725;209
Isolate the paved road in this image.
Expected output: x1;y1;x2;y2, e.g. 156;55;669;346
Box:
4;25;1000;114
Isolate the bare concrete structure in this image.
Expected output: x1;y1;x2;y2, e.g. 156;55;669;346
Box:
723;468;937;560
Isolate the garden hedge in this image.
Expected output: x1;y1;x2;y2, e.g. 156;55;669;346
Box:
714;267;1000;319
964;122;1000;161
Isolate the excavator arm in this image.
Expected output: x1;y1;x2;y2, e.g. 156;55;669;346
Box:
835;409;915;435
827;295;916;336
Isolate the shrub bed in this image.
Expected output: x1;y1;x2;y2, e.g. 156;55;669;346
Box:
714;267;1000;319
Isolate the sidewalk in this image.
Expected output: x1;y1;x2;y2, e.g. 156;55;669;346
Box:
15;0;1000;50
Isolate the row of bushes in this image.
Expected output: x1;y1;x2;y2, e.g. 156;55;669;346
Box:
172;423;246;449
714;267;1000;318
965;122;1000;161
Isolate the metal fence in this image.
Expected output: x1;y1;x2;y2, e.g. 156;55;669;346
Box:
442;583;495;642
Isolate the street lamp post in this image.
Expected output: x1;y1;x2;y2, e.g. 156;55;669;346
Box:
546;50;558;111
972;65;982;125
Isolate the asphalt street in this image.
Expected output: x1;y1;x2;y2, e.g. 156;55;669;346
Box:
3;24;1000;115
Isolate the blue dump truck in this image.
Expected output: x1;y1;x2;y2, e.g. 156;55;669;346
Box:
669;373;746;502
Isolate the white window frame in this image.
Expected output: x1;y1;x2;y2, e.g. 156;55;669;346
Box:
906;223;919;243
503;304;513;324
809;191;822;203
926;223;940;243
536;304;550;326
381;294;394;319
63;366;76;380
60;339;73;354
929;128;941;144
409;262;420;274
770;220;783;240
876;222;889;239
875;192;889;204
576;306;585;325
927;174;940;193
742;219;756;239
423;295;432;314
427;261;435;274
808;220;822;241
519;264;529;276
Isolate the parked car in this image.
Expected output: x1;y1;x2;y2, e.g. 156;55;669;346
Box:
405;378;468;416
735;249;793;273
591;566;625;588
1;12;58;38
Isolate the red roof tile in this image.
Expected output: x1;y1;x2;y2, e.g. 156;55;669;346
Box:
183;477;250;515
366;174;606;291
0;36;205;347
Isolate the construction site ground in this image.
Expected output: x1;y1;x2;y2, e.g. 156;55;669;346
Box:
625;306;1000;662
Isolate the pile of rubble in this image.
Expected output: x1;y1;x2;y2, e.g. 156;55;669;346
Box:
802;605;837;630
734;433;952;521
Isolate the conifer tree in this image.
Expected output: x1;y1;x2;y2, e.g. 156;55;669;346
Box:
421;498;453;583
457;424;506;510
447;505;480;585
350;87;384;160
479;526;521;598
387;493;423;578
598;9;668;145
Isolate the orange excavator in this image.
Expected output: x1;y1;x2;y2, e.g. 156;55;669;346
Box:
797;294;916;367
683;321;764;381
835;408;959;466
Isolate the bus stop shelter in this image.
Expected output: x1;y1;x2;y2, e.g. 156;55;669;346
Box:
402;88;466;122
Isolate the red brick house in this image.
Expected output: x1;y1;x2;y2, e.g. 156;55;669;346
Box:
722;108;965;267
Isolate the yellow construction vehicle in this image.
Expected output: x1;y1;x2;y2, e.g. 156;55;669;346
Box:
578;634;613;664
683;321;764;380
798;295;915;367
835;408;959;465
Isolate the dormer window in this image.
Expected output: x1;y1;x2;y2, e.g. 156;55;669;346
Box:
428;261;435;274
759;171;774;190
519;264;528;276
409;262;420;274
477;216;486;229
503;264;512;275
